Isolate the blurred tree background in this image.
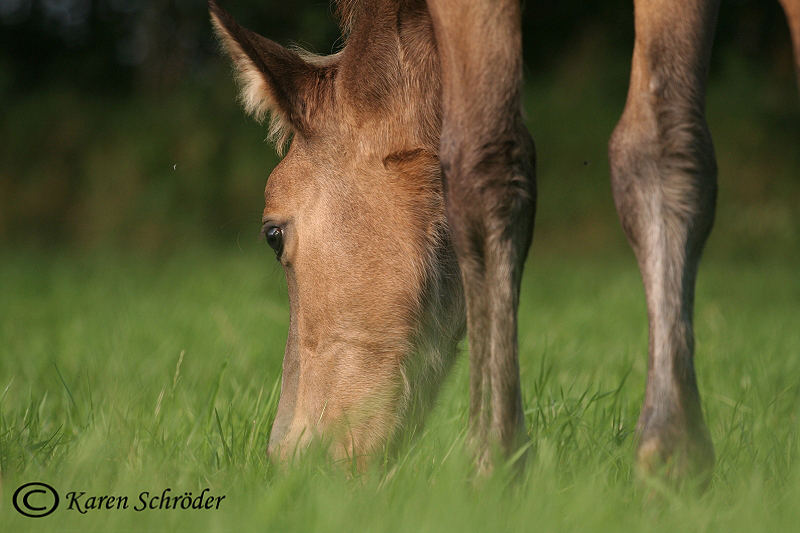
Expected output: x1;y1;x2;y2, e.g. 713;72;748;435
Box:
0;0;797;254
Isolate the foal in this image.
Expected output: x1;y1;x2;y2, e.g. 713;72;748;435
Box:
211;0;465;464
211;0;800;478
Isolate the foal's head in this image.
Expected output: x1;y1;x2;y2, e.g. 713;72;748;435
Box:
211;0;464;463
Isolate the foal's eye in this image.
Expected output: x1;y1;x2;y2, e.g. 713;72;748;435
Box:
263;225;284;257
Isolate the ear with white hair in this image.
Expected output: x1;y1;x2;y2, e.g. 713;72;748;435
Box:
209;0;336;153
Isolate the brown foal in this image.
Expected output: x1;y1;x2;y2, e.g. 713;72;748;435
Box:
211;0;800;478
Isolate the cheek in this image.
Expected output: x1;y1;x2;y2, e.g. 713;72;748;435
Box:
286;210;429;411
290;219;425;374
289;264;411;418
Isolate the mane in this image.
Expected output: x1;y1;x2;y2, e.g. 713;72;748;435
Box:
334;0;361;34
272;0;438;154
270;0;367;154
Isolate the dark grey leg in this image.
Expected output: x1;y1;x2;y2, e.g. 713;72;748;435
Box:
426;0;536;471
609;0;720;479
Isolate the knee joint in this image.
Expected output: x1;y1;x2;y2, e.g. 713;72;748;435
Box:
608;102;718;249
609;97;717;187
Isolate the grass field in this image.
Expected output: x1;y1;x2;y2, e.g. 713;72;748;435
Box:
1;242;798;532
1;39;799;532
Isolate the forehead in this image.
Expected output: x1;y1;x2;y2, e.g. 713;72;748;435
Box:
263;134;373;221
263;144;315;218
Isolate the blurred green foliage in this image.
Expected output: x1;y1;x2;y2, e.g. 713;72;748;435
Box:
0;0;797;251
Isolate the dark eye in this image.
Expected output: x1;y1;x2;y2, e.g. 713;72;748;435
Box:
263;225;284;257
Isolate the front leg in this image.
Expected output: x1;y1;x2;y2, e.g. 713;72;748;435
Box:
426;0;536;471
609;0;720;480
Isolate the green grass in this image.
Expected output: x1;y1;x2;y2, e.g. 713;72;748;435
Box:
1;35;799;533
1;243;798;532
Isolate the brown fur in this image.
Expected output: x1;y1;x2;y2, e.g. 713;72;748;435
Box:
609;0;720;480
209;2;337;152
426;0;535;471
211;0;463;463
211;0;800;477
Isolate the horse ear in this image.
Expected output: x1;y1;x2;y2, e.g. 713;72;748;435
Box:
209;0;327;152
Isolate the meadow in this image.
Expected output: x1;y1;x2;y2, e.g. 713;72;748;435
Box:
1;243;799;532
1;49;799;531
